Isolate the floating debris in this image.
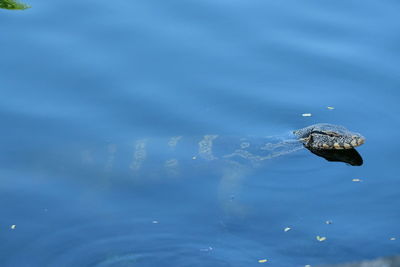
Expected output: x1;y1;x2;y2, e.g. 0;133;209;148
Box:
152;220;159;224
316;236;326;242
390;237;396;241
284;227;291;232
325;220;333;225
258;259;268;263
302;113;312;117
192;156;197;160
200;246;213;252
327;106;335;110
352;178;362;182
10;225;16;230
305;265;312;267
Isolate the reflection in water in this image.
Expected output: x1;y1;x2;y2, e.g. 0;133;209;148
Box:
0;0;30;10
306;147;363;166
317;254;400;267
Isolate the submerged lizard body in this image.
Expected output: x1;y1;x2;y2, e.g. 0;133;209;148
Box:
123;123;365;173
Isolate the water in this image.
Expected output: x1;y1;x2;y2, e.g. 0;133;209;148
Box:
1;1;399;266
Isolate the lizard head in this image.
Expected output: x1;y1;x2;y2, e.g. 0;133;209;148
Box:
293;123;365;150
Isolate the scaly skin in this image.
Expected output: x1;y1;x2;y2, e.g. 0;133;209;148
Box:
293;123;365;150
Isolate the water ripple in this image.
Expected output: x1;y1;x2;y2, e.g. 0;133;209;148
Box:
6;219;256;267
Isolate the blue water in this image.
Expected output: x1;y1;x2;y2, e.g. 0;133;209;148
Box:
1;1;400;266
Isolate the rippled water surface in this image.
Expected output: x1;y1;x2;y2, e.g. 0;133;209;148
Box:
1;1;400;266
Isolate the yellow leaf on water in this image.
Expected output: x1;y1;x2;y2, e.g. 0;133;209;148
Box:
327;106;335;110
352;178;362;182
316;236;326;242
258;259;268;263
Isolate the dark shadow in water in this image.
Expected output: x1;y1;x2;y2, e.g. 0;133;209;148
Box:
306;147;363;166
